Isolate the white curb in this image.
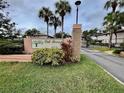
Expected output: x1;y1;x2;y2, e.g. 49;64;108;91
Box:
81;51;124;86
97;64;124;86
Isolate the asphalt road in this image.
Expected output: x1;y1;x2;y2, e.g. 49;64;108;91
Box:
81;48;124;83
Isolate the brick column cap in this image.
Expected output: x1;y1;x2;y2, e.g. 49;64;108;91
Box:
73;24;82;29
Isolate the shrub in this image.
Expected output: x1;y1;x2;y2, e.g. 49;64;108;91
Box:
120;43;124;49
94;47;111;52
32;38;79;66
0;40;23;54
61;39;72;62
32;48;64;66
61;38;79;63
113;49;122;54
98;43;109;46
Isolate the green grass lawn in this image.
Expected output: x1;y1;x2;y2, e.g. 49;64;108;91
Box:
92;47;115;52
0;55;124;93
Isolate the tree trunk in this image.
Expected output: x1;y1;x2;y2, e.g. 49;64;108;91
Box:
61;16;64;38
109;32;113;48
114;33;117;44
54;26;57;38
47;22;49;38
86;41;89;48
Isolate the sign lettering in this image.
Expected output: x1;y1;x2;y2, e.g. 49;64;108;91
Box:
32;39;62;48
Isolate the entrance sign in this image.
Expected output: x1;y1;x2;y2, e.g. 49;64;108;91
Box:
32;39;62;48
24;36;63;54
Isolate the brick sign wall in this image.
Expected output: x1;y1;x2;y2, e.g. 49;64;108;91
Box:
24;36;62;54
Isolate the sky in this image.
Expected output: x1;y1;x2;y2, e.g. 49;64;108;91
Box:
6;0;109;35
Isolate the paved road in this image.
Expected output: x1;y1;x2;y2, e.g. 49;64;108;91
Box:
81;48;124;83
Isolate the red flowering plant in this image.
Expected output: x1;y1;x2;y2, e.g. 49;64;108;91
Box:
61;38;73;63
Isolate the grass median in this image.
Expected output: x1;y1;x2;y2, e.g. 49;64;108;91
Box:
0;55;124;93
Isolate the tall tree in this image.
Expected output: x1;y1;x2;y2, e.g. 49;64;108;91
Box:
49;15;61;37
39;7;53;37
103;13;116;48
112;12;123;44
55;32;71;38
89;28;98;38
104;0;124;47
24;28;41;36
116;12;124;26
82;31;91;48
55;0;71;38
0;0;9;33
0;0;9;10
103;12;122;46
0;0;16;39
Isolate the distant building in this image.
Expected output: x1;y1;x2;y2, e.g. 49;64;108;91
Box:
92;29;124;45
25;34;53;39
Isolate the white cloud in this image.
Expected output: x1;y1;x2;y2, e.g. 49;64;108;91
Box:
6;0;108;34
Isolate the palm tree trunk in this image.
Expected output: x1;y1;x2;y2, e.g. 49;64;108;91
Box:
109;32;113;48
54;26;57;38
47;22;49;38
114;33;117;44
61;16;64;38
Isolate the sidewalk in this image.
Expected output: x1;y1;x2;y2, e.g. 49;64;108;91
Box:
0;55;32;62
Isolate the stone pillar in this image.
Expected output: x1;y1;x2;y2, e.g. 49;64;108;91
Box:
72;24;82;60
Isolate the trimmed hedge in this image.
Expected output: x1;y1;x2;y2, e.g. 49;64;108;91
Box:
120;43;124;49
113;49;122;54
0;40;23;54
113;43;124;54
113;49;124;54
32;48;64;66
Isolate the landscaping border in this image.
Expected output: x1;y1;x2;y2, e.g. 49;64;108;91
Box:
97;64;124;85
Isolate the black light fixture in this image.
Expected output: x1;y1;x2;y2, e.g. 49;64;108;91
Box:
75;0;81;24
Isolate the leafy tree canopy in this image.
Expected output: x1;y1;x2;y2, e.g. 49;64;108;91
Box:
24;28;41;36
0;0;17;39
55;32;71;38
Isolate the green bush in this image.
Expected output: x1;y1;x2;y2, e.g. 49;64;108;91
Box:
0;40;23;54
61;40;72;62
120;43;124;49
61;40;79;63
32;48;64;66
113;49;122;54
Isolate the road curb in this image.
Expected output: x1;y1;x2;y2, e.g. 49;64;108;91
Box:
97;64;124;86
81;49;124;86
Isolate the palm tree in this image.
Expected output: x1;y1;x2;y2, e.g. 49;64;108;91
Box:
116;12;124;26
55;0;71;38
103;13;116;48
89;28;98;37
103;13;114;48
104;0;124;47
104;11;124;46
49;15;61;37
39;7;53;37
104;0;124;12
83;31;91;48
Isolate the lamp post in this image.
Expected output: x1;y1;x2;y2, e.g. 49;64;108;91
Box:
75;0;81;24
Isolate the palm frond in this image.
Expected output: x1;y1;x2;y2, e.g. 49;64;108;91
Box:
103;21;107;26
104;1;111;10
49;15;61;27
38;7;53;23
55;0;71;16
119;0;124;7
